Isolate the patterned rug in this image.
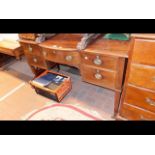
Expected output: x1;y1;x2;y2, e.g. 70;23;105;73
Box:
26;104;102;120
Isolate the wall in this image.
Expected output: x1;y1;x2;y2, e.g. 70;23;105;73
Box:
0;34;19;41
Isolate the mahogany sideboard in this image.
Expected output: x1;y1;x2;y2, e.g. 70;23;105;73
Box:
19;33;155;120
19;33;131;117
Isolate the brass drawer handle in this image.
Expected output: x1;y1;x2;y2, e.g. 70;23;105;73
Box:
93;56;102;66
152;77;155;82
65;55;73;61
94;70;103;80
52;50;56;54
84;56;89;60
140;115;147;120
145;97;155;106
43;51;47;57
28;45;33;52
33;58;38;63
140;115;149;121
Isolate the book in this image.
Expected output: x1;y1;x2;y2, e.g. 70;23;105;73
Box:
46;76;66;90
32;73;66;88
32;73;58;87
46;83;60;90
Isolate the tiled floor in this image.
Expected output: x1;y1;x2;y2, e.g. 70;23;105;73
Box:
1;56;115;119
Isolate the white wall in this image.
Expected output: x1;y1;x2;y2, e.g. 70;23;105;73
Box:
0;33;19;41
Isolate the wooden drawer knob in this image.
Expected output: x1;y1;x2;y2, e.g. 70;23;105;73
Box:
33;58;38;63
65;55;73;61
28;45;33;52
93;56;102;66
53;50;56;54
145;97;155;106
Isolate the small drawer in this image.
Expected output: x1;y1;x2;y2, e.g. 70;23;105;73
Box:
42;48;80;68
125;85;155;113
26;55;46;69
81;52;118;70
23;44;42;56
62;51;80;67
81;65;116;90
128;63;155;91
132;39;155;66
120;103;155;120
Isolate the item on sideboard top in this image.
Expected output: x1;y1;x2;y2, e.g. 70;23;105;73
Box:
19;33;57;43
77;33;102;50
104;33;130;41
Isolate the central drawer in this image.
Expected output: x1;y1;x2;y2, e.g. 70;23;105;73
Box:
125;85;155;113
81;65;116;90
128;63;155;91
81;52;118;70
42;48;80;68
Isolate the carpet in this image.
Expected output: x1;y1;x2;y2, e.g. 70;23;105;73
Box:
26;104;102;120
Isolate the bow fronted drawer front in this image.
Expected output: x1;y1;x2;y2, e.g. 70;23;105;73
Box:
42;48;80;68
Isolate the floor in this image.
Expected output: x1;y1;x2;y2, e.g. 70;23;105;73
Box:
0;56;114;120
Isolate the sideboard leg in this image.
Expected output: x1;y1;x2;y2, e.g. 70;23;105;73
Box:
113;91;121;118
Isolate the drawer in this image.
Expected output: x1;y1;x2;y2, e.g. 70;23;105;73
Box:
128;63;155;91
81;52;118;70
81;65;116;90
120;103;155;120
132;39;155;66
125;85;155;113
42;48;80;68
23;44;42;56
26;55;46;69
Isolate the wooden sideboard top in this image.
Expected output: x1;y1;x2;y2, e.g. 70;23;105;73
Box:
83;37;131;58
39;33;84;51
132;33;155;39
20;34;132;58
